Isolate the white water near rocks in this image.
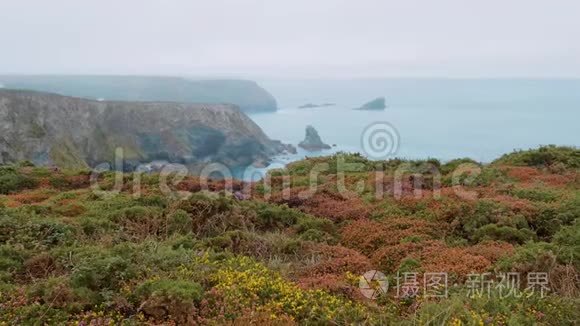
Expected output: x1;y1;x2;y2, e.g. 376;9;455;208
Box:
241;79;579;180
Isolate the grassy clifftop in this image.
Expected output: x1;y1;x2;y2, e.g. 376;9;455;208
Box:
0;146;578;324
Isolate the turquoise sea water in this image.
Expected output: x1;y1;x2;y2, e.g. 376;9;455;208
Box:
248;79;579;167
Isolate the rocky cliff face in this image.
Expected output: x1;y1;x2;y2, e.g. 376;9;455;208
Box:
0;90;289;169
0;76;278;113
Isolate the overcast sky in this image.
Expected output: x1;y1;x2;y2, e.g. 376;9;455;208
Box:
1;0;579;78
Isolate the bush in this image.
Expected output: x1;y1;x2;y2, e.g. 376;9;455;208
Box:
493;145;580;169
440;158;480;175
457;200;508;236
496;241;557;273
0;168;38;194
176;193;254;237
135;279;203;302
167;209;192;235
134;279;203;323
413;290;579;325
27;277;90;311
509;187;559;203
0;245;28;280
299;228;335;243
250;202;299;230
107;205;165;240
0;213;74;250
553;222;580;268
69;248;138;292
473;224;536;244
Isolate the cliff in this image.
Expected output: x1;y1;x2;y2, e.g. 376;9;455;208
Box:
0;75;278;113
0;89;289;169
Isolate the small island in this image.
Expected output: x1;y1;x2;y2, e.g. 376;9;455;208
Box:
353;97;386;110
298;103;335;109
298;125;331;151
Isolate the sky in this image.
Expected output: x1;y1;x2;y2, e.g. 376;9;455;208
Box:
1;0;579;78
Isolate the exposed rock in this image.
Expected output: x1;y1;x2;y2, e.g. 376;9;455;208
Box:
0;75;278;113
0;89;287;169
298;126;331;151
354;97;386;110
298;103;335;109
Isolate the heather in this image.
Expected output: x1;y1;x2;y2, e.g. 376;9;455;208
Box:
0;146;579;325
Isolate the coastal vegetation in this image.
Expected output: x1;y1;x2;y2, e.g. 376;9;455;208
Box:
0;146;578;324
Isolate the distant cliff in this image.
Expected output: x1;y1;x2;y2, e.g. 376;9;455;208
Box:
0;90;290;169
0;75;278;113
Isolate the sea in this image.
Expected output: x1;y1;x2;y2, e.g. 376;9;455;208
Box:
242;78;579;179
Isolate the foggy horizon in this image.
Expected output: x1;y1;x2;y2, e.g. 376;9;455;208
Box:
2;0;580;78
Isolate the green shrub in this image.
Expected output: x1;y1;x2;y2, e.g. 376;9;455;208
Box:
397;257;421;274
284;152;375;176
176;193;254;237
509;187;559;203
552;222;580;268
169;234;199;250
528;198;579;240
69;249;138;291
299;228;334;243
555;196;580;225
167;209;192;235
457;200;507;236
27;277;94;312
0;245;28;278
496;241;556;273
473;224;535;244
48;176;70;189
0;168;38;194
440;158;480;175
250;202;300;230
17;161;35;167
493;145;580;169
133;242;195;273
295;215;335;234
0;213;73;249
78;215;116;238
414;290;578;325
1;304;70;325
206;230;254;252
135;279;203;303
134;279;203;323
136;195;168;208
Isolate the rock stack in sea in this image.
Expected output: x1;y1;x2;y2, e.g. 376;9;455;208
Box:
298;125;331;151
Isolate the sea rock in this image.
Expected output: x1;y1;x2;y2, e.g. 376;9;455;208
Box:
354;97;386;110
0;89;288;169
298;103;335;109
298;126;331;151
